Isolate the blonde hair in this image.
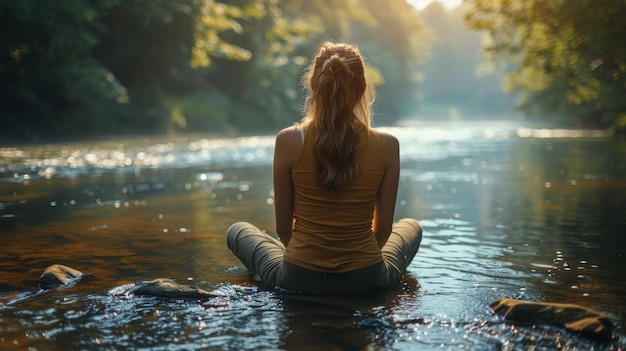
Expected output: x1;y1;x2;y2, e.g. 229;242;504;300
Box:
300;42;375;190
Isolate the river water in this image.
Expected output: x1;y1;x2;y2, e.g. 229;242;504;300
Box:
0;121;624;350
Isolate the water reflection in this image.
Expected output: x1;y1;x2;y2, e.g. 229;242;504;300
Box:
0;135;275;183
0;123;625;350
268;276;420;350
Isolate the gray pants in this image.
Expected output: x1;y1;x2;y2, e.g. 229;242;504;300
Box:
226;218;423;293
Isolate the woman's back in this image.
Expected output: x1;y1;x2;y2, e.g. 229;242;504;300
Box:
284;127;384;273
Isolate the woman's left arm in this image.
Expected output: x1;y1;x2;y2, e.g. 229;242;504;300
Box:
273;127;299;246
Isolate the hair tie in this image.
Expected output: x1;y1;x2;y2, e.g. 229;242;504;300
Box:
322;54;346;75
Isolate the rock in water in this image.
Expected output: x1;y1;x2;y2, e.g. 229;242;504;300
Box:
38;264;83;289
132;278;218;299
490;298;615;341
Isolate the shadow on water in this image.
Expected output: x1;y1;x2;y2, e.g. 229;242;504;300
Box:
1;123;625;350
277;276;422;351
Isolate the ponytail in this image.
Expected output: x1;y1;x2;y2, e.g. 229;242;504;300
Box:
300;42;374;191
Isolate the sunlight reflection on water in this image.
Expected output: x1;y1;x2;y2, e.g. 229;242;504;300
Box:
0;123;624;350
0;125;609;182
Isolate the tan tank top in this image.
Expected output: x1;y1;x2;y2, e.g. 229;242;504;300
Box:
284;127;384;272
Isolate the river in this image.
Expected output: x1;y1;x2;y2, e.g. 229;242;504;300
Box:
0;121;624;350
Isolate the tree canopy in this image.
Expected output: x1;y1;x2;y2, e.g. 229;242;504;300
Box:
2;0;623;142
0;0;432;141
465;0;626;132
0;0;124;138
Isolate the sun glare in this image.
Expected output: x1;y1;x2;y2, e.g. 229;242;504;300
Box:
408;0;463;10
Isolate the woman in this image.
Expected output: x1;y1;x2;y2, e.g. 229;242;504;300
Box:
227;42;422;293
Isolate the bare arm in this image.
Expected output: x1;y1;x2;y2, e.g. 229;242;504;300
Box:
273;127;301;246
373;132;400;249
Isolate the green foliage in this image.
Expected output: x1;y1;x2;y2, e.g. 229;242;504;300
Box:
0;0;123;140
465;0;626;130
0;0;433;141
165;90;231;132
192;0;254;67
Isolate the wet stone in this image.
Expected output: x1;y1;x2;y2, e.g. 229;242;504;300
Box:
129;278;218;299
490;298;615;341
38;264;83;289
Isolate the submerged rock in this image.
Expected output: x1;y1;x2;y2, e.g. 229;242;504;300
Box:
37;265;219;299
490;298;615;341
128;278;219;299
38;264;83;289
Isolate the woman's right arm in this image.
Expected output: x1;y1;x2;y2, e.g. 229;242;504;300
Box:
373;132;400;248
273;127;300;246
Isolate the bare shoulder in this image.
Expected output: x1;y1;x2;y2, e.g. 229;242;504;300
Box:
277;125;299;136
275;125;303;164
275;125;301;145
276;125;301;141
375;129;399;152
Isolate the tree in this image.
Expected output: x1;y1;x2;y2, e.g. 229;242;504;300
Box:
93;0;200;134
0;0;124;140
465;0;626;131
0;0;434;140
193;0;432;127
